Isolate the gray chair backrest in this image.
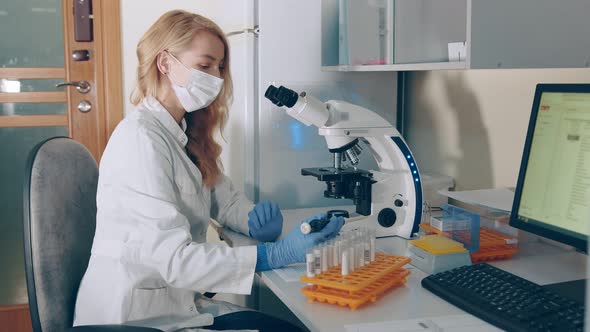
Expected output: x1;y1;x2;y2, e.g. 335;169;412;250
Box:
23;137;98;332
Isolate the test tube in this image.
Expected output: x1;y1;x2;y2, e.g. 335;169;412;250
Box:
364;230;371;265
348;238;356;272
341;246;349;276
356;234;365;268
370;229;376;262
330;238;338;267
332;238;339;267
356;233;363;268
321;243;328;272
306;248;315;278
314;245;321;275
339;237;344;265
340;239;346;269
324;241;331;268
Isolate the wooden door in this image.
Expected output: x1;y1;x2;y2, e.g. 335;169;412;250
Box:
0;1;123;331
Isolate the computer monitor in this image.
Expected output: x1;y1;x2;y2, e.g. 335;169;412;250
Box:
510;84;590;304
510;84;590;253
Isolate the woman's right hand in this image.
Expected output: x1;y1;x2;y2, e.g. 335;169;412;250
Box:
264;214;344;269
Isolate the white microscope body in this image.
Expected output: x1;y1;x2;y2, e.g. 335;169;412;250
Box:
265;85;423;238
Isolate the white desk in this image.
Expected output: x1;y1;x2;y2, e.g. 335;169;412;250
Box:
218;207;588;332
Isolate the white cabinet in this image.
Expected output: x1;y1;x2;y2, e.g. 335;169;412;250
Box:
322;0;590;71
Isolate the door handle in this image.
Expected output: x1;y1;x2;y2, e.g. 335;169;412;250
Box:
56;80;91;94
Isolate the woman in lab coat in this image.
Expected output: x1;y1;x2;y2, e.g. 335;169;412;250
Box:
73;10;343;332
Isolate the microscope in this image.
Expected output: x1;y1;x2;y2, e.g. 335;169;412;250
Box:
265;85;423;238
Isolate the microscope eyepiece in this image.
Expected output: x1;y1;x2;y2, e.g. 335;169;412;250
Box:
264;85;299;108
264;85;283;106
276;86;299;107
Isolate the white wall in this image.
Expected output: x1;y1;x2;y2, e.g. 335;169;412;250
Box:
406;68;590;190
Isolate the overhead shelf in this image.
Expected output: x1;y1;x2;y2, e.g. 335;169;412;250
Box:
322;0;590;72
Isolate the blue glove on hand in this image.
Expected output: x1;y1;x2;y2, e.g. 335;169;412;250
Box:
248;200;283;242
258;213;345;270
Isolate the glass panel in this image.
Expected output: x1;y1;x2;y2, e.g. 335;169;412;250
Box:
0;103;67;116
0;126;67;305
0;0;64;67
322;0;394;66
0;79;64;93
0;78;67;115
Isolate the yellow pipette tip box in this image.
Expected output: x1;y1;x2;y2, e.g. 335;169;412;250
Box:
410;235;468;255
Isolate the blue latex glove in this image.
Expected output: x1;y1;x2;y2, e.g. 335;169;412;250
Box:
259;213;345;270
248;200;283;242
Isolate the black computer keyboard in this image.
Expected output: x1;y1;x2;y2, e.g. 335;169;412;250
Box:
422;263;585;332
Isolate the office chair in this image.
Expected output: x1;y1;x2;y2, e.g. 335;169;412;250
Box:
23;137;161;332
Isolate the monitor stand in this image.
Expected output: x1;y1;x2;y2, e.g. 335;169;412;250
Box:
542;279;586;304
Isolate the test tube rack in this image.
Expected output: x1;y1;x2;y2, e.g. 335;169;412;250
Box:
419;223;518;263
300;253;411;310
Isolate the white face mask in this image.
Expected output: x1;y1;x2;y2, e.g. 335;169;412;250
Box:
166;52;224;113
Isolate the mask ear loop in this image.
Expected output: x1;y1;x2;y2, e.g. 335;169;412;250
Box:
164;50;191;87
166;50;192;71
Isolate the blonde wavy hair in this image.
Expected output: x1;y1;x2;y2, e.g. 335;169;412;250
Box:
131;10;233;188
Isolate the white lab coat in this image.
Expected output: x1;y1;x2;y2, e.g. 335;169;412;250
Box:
73;97;257;331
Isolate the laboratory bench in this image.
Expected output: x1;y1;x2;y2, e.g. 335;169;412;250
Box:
217;207;588;332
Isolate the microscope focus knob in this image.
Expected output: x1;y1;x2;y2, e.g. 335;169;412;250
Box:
378;208;396;228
